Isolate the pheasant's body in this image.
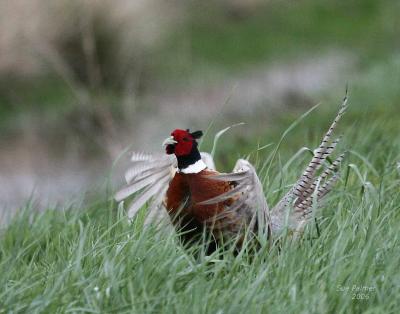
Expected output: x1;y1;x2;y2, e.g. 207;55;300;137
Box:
116;96;349;249
165;170;248;244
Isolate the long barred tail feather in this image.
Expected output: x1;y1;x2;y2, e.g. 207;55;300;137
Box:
299;173;341;219
271;94;348;232
292;95;347;201
301;152;346;199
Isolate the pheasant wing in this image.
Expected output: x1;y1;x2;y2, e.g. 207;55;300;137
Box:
116;151;216;221
200;159;270;237
115;152;176;219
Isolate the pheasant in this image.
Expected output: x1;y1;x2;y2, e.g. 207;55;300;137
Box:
115;97;348;249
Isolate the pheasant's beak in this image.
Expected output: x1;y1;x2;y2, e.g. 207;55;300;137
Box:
163;136;178;154
162;136;177;147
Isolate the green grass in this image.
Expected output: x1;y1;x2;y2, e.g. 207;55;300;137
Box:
1;97;399;313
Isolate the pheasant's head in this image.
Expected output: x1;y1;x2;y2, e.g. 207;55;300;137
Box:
163;129;203;157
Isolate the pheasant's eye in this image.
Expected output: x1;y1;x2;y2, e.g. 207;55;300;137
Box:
183;137;190;142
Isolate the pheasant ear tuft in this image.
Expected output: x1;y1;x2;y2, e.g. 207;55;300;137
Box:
191;130;203;139
186;129;190;132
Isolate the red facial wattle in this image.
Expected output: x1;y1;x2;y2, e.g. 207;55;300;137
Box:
164;129;203;157
171;129;194;157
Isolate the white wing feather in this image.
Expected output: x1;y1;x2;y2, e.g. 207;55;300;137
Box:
116;151;216;220
199;159;270;237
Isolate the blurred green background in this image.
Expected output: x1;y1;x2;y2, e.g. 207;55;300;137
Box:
0;0;399;214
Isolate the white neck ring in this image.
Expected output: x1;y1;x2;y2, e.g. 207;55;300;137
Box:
179;159;207;174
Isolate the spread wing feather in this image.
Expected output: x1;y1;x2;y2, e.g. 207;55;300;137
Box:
126;175;171;219
125;160;173;184
115;153;176;219
116;169;170;201
200;159;270;235
116;151;216;220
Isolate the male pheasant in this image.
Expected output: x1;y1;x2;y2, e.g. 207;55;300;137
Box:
116;97;348;248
